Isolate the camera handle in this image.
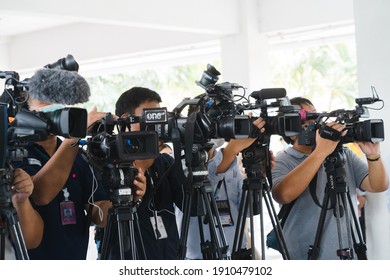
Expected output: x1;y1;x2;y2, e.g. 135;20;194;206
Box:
308;144;367;260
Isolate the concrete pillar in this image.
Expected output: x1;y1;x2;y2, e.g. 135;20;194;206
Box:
354;0;390;259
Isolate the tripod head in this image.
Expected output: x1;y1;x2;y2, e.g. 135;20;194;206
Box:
189;142;213;185
101;163;138;208
241;136;272;182
0;168;13;209
323;143;348;194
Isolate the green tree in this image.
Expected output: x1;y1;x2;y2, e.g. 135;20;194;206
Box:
83;61;220;114
271;42;357;111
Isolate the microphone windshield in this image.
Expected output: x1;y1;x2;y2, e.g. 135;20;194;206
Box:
28;69;90;105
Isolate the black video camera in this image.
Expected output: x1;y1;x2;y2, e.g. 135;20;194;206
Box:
157;64;254;145
86;107;168;165
84;108;168;206
248;88;302;140
297;92;385;145
0;55;87;207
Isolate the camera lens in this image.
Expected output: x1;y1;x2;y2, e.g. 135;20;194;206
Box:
123;136;142;154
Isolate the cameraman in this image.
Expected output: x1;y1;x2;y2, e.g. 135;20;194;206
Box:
185;119;276;259
12;69;147;259
108;86;184;260
271;97;389;259
1;168;44;259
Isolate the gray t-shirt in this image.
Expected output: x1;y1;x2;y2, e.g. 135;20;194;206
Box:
272;146;368;260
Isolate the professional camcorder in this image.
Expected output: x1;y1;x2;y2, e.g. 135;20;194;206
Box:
0;55;87;207
297;91;385;145
86;108;168;164
159;64;249;144
84;108;168;205
159;64;301;145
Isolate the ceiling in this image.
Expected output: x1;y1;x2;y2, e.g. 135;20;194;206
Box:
0;0;355;74
0;13;73;37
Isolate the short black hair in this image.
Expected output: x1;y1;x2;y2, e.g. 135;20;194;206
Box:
290;97;314;108
282;96;314;144
115;87;162;116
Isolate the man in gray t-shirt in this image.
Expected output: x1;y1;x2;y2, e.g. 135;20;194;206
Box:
272;97;389;260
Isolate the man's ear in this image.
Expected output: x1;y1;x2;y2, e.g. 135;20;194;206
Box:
290;136;297;144
282;135;295;145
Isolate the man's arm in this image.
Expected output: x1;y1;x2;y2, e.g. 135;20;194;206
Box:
12;168;44;249
272;123;345;204
216;117;266;174
32;107;107;205
358;142;389;192
31;138;79;205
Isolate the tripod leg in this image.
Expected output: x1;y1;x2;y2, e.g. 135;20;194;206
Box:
232;187;247;258
178;189;192;259
346;192;367;259
99;211;113;260
247;187;257;260
8;223;29;260
0;227;5;260
262;189;290;260
208;190;229;256
232;187;252;259
133;212;147;259
308;191;331;260
198;186;226;259
1;209;29;260
254;189;266;260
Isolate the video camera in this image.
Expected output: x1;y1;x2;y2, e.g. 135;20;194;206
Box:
159;64;301;146
297;90;385;145
86;108;169;165
157;64;249;144
0;55;87;207
84;108;168;206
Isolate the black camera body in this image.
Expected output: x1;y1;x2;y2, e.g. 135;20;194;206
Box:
86;108;168;165
0;55;87;207
298;96;385;145
84;108;168;205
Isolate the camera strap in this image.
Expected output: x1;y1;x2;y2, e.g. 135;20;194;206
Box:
183;109;198;187
171;123;186;185
309;173;334;210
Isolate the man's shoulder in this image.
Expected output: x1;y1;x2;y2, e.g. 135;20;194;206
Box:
155;153;174;166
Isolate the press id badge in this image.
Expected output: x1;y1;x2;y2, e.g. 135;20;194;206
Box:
60;200;77;225
216;199;234;227
150;215;168;240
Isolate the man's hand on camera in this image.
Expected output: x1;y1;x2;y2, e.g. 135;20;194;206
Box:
357;141;381;160
87;106;111;131
11;168;33;206
133;167;146;203
315;122;347;157
251;117;266;135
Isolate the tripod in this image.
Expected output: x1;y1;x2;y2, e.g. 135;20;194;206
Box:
307;144;367;260
0;169;29;260
232;140;290;260
98;165;146;260
99;203;145;260
178;145;229;260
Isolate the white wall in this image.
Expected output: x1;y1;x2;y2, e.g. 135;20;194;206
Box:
354;0;390;260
